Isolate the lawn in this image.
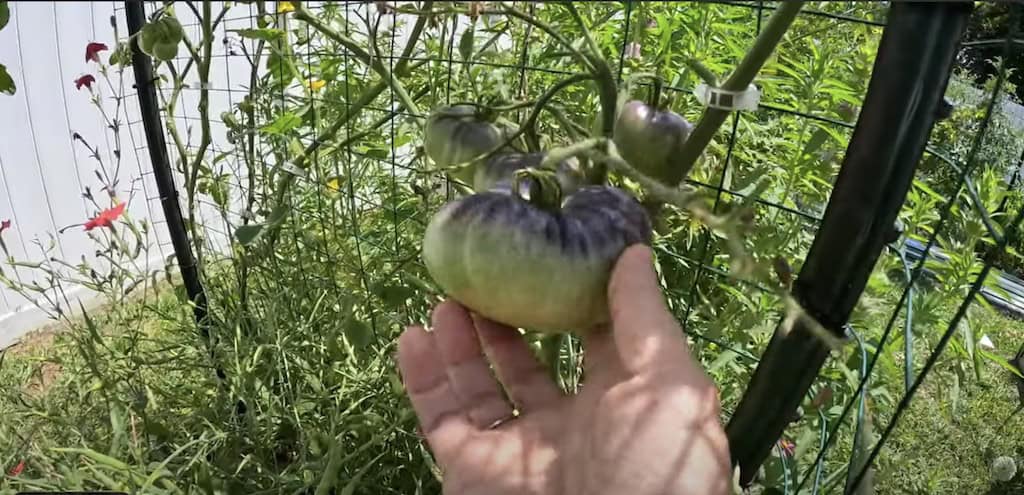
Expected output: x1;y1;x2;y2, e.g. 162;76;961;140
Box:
2;280;1022;494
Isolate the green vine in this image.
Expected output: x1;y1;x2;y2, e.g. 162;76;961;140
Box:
293;0;422;122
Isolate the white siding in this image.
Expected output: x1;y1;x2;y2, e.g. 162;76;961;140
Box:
0;1;445;348
0;1;172;348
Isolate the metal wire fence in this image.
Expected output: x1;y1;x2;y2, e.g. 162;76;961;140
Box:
112;1;1024;492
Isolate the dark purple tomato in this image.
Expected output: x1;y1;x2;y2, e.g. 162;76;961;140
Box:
423;105;506;184
613;100;694;185
423;185;651;333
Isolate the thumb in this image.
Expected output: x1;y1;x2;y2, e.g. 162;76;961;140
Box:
606;244;688;371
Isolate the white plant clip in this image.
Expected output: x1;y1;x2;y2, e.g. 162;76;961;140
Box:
281;162;307;177
693;83;761;111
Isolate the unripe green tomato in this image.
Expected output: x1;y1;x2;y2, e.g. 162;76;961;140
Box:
140;16;184;61
153;42;178;62
162;16;185;43
139;25;158;55
613;100;693;185
422;186;652;333
423;105;505;185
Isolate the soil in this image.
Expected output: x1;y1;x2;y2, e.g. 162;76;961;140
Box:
3;320;69;397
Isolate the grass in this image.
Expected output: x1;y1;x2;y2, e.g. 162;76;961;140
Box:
0;273;442;494
0;257;1019;493
3;279;1023;494
873;304;1024;494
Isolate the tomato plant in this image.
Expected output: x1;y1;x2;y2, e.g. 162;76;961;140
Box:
3;2;1023;494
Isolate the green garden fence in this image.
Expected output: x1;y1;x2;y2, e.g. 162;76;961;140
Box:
128;1;1024;492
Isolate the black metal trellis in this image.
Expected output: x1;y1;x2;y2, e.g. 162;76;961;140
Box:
125;0;215;373
726;1;973;485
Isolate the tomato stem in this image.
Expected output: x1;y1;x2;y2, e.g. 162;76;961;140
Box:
392;4;597;73
635;1;803;227
648;76;664;110
551;137;770;282
261;4;432;250
562;1;619;181
684;57;719;86
617;71;661;113
484;73;594;162
672;1;805;186
294;2;423;123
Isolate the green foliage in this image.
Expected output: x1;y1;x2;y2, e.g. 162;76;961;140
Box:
962;2;1024;103
0;1;14;96
0;64;13;96
2;2;1024;494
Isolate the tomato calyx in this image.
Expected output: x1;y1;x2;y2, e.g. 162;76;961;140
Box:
511;168;563;211
475;151;583;197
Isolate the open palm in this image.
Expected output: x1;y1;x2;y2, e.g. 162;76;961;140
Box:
397;245;732;495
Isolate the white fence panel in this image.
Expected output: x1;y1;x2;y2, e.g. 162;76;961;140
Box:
0;1;173;348
1;1;435;348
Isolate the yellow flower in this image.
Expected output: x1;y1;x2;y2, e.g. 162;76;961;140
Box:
277;2;295;14
326;177;342;192
305;79;326;92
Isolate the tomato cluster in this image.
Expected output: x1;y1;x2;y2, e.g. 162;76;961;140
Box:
421;100;692;334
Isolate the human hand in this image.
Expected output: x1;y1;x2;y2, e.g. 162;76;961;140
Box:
397;244;732;495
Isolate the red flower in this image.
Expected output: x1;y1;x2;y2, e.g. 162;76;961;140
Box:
85;42;108;63
8;460;25;477
0;219;10;233
778;439;796;458
75;74;96;90
84;202;126;231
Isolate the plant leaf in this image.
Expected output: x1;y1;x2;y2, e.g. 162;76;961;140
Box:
262;112;302;134
234;223;265;246
709;349;738;374
341;452;387;495
951;369;962;418
343;317;373;350
51;447;130;471
458;23;475;63
0;63;15;95
845;401;875;495
979;348;1024;379
373;283;414;308
232;28;285;41
107;42;133;68
0;1;9;30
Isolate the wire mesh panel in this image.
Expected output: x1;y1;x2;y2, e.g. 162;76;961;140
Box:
107;0;1024;491
3;1;1024;493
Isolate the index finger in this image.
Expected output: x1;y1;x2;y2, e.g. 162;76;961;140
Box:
606;244;690;372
